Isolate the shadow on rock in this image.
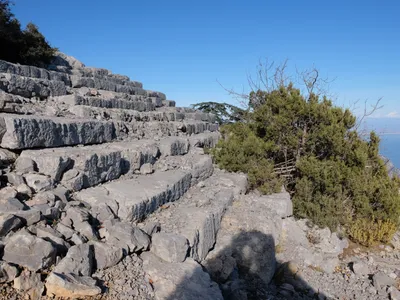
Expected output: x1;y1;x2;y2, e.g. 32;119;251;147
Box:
163;230;328;300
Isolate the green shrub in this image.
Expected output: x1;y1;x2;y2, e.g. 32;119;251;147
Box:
211;123;282;194
348;218;397;246
203;83;400;245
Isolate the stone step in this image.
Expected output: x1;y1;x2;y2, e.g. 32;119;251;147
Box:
156;106;196;113
118;120;218;141
53;94;156;112
68;67;142;88
72;88;169;108
0;114;116;149
0;60;168;103
0;91;36;114
142;169;247;263
75;152;214;222
0;59;143;90
0;73;68;99
0;59;71;85
68;105;216;123
17;137;192;190
70;75;147;96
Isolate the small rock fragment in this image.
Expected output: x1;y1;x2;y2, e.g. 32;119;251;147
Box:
0;148;17;167
0;261;18;283
151;232;189;263
13;269;44;299
101;219;150;253
140;163;153;175
142;221;161;236
24;173;53;192
54;244;93;276
45;272;101;298
372;272;396;290
389;286;400;300
89;241;123;270
15;157;36;174
16;183;32;198
6;172;25;186
0;186;17;199
0;214;23;237
0;197;26;213
14;209;41;226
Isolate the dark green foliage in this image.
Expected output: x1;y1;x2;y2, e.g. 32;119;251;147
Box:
191;101;247;125
208;83;400;244
0;1;57;66
211;123;282;193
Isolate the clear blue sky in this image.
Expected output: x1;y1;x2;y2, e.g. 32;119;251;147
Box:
11;0;400;131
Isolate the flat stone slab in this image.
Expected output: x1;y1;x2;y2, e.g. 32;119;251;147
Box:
70;75;146;96
189;132;220;149
125;121;218;140
17;137;190;190
141;252;223;300
75;169;192;222
0;73;67;98
45;272;101;298
69;105;216;123
0;59;71;84
55;94;155;111
0;114;116;149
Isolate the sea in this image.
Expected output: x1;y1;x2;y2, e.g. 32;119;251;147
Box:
380;134;400;169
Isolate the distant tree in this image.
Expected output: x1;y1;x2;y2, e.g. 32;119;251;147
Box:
191;101;247;125
0;1;57;66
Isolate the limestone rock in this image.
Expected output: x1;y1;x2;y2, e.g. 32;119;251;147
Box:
6;172;25;187
70;232;87;245
3;230;56;271
141;221;161;236
100;219;150;254
24;173;53;192
16;183;32;198
389;286;400;300
259;192;293;218
56;222;75;240
13;269;44;299
0;148;17;166
35;224;70;253
89;241;123;270
0;214;23;237
140;162;153;174
0;261;18;283
13;209;41;226
372;272;396;290
26;191;56;207
61;206;98;241
151;232;189;263
54;244;93;276
0;197;26;213
45;272;101;298
351;261;369;276
0;114;115;149
142;252;223;300
14;157;36;174
0;186;17;199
